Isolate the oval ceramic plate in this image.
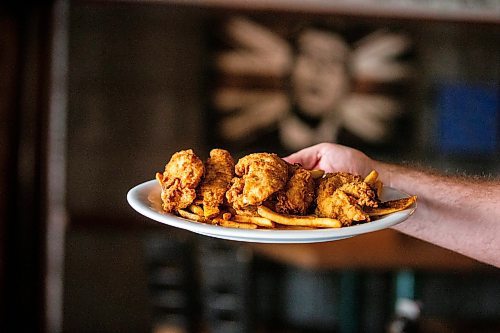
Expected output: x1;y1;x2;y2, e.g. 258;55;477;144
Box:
127;180;416;243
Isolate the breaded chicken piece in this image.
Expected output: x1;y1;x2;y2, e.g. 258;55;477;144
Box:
156;149;204;213
339;181;378;208
275;164;315;215
198;149;235;218
315;172;378;225
316;188;368;226
319;172;378;207
226;153;287;209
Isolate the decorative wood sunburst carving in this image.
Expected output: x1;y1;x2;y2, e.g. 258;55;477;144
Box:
211;16;414;153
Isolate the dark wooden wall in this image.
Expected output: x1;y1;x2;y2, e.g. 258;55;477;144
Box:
1;2;67;332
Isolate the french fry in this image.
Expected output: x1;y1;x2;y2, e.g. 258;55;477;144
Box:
188;204;204;216
274;225;315;230
365;195;417;217
203;205;220;219
222;212;232;220
364;170;383;197
257;206;341;228
374;180;383;197
213;217;258;229
364;169;379;185
233;215;275;228
310;169;325;179
178;209;208;223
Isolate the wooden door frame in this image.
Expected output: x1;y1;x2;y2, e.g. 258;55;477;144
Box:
0;1;68;332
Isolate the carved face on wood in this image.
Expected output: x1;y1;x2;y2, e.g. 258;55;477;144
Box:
211;17;413;152
291;29;350;118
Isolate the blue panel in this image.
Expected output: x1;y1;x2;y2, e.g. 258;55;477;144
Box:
436;83;498;155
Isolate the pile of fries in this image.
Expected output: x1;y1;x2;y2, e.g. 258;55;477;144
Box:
177;201;353;230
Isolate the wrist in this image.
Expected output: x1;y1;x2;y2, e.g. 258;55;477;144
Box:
372;161;397;188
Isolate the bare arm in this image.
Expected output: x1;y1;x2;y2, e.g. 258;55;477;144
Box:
285;143;500;267
375;161;500;268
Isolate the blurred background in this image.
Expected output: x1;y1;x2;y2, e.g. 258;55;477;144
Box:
1;0;499;332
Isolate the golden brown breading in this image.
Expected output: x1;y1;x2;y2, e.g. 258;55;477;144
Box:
226;153;288;209
156;149;204;213
233;205;259;217
275;165;315;215
316;187;368;226
339;182;378;208
315;172;378;225
198;149;235;218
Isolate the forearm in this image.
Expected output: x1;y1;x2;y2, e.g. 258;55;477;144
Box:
375;161;500;267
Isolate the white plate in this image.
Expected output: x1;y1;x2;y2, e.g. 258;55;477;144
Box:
127;180;416;243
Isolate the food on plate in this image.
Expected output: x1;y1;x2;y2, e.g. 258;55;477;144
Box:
188;204;204;217
364;169;383;197
315;172;378;226
213;217;258;229
155;149;204;212
274;164;315;215
178;208;207;223
310;169;326;179
232;214;275;228
364;195;417;217
155;148;416;229
198;149;235;218
257;206;341;228
226;153;288;209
